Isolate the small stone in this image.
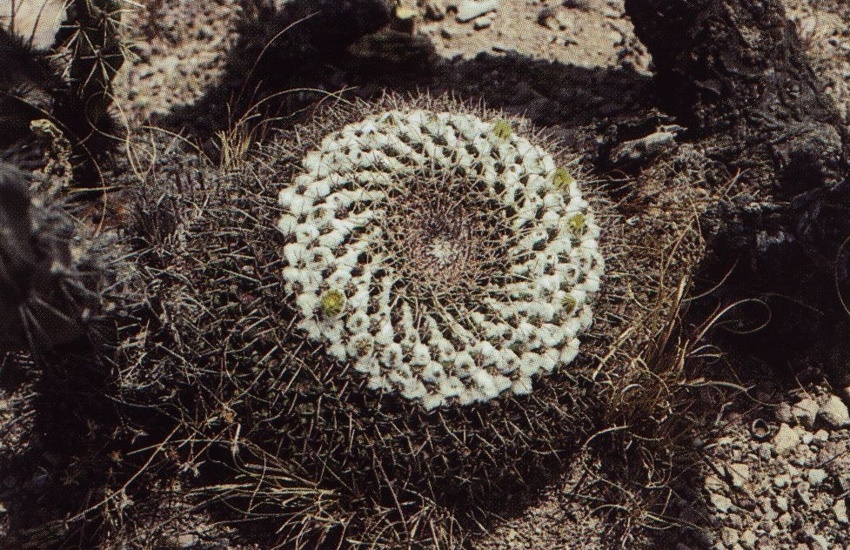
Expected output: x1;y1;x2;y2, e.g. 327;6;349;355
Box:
775;495;789;512
818;395;850;428
810;534;829;550
773;423;800;455
456;0;499;22
491;43;513;53
802;432;814;444
777;512;792;529
705;474;725;491
177;533;199;548
710;493;733;513
537;6;556;28
774;473;791;488
792;398;819;429
740;530;757;549
776;402;795;424
423;0;446;20
727;512;745;528
813;429;829;442
796;481;812;506
196;25;214;40
473;16;492;30
721;527;739;546
728;463;751;488
808;468;827;486
834;498;848;524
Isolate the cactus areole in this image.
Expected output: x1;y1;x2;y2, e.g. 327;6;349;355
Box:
277;109;604;409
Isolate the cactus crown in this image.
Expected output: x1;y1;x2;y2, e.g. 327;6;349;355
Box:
277;108;604;410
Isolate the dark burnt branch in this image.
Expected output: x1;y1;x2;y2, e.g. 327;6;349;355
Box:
624;0;850;384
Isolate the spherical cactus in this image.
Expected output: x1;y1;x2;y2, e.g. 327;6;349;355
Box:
112;94;703;547
276;108;604;410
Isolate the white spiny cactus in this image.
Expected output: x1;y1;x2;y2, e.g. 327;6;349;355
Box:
277;108;603;409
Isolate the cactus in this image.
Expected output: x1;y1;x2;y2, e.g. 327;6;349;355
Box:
97;94;613;546
58;0;124;137
277;108;604;409
0;162;101;354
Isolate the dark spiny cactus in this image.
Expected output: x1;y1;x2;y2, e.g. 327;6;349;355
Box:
0;162;101;354
59;0;124;137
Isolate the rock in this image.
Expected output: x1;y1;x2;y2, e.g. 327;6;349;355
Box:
740;530;757;549
796;481;812;506
537;6;556;28
813;429;829;442
721;526;739;546
773;423;800;455
807;468;827;486
835;498;849;524
810;534;829;550
423;0;446;20
777;512;792;529
609;125;685;165
177;533;199;548
774;473;791;488
775;495;789;512
728;463;751;487
775;402;795;424
801;432;813;445
818;395;850;428
705;474;725;491
710;493;733;513
473;16;492;30
792;398;819;429
456;0;499;22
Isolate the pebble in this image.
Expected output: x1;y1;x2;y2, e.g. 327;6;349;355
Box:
775;495;789;512
818;395;850;428
728;463;751;488
721;526;739;546
740;530;757;549
456;0;499;22
807;469;827;486
773;423;800;455
473;16;492;30
796;482;812;506
705;474;725;491
835;499;848;524
776;402;795;424
711;493;734;513
177;533;199;548
423;0;446;21
810;534;829;550
792;398;819;429
774;473;791;488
